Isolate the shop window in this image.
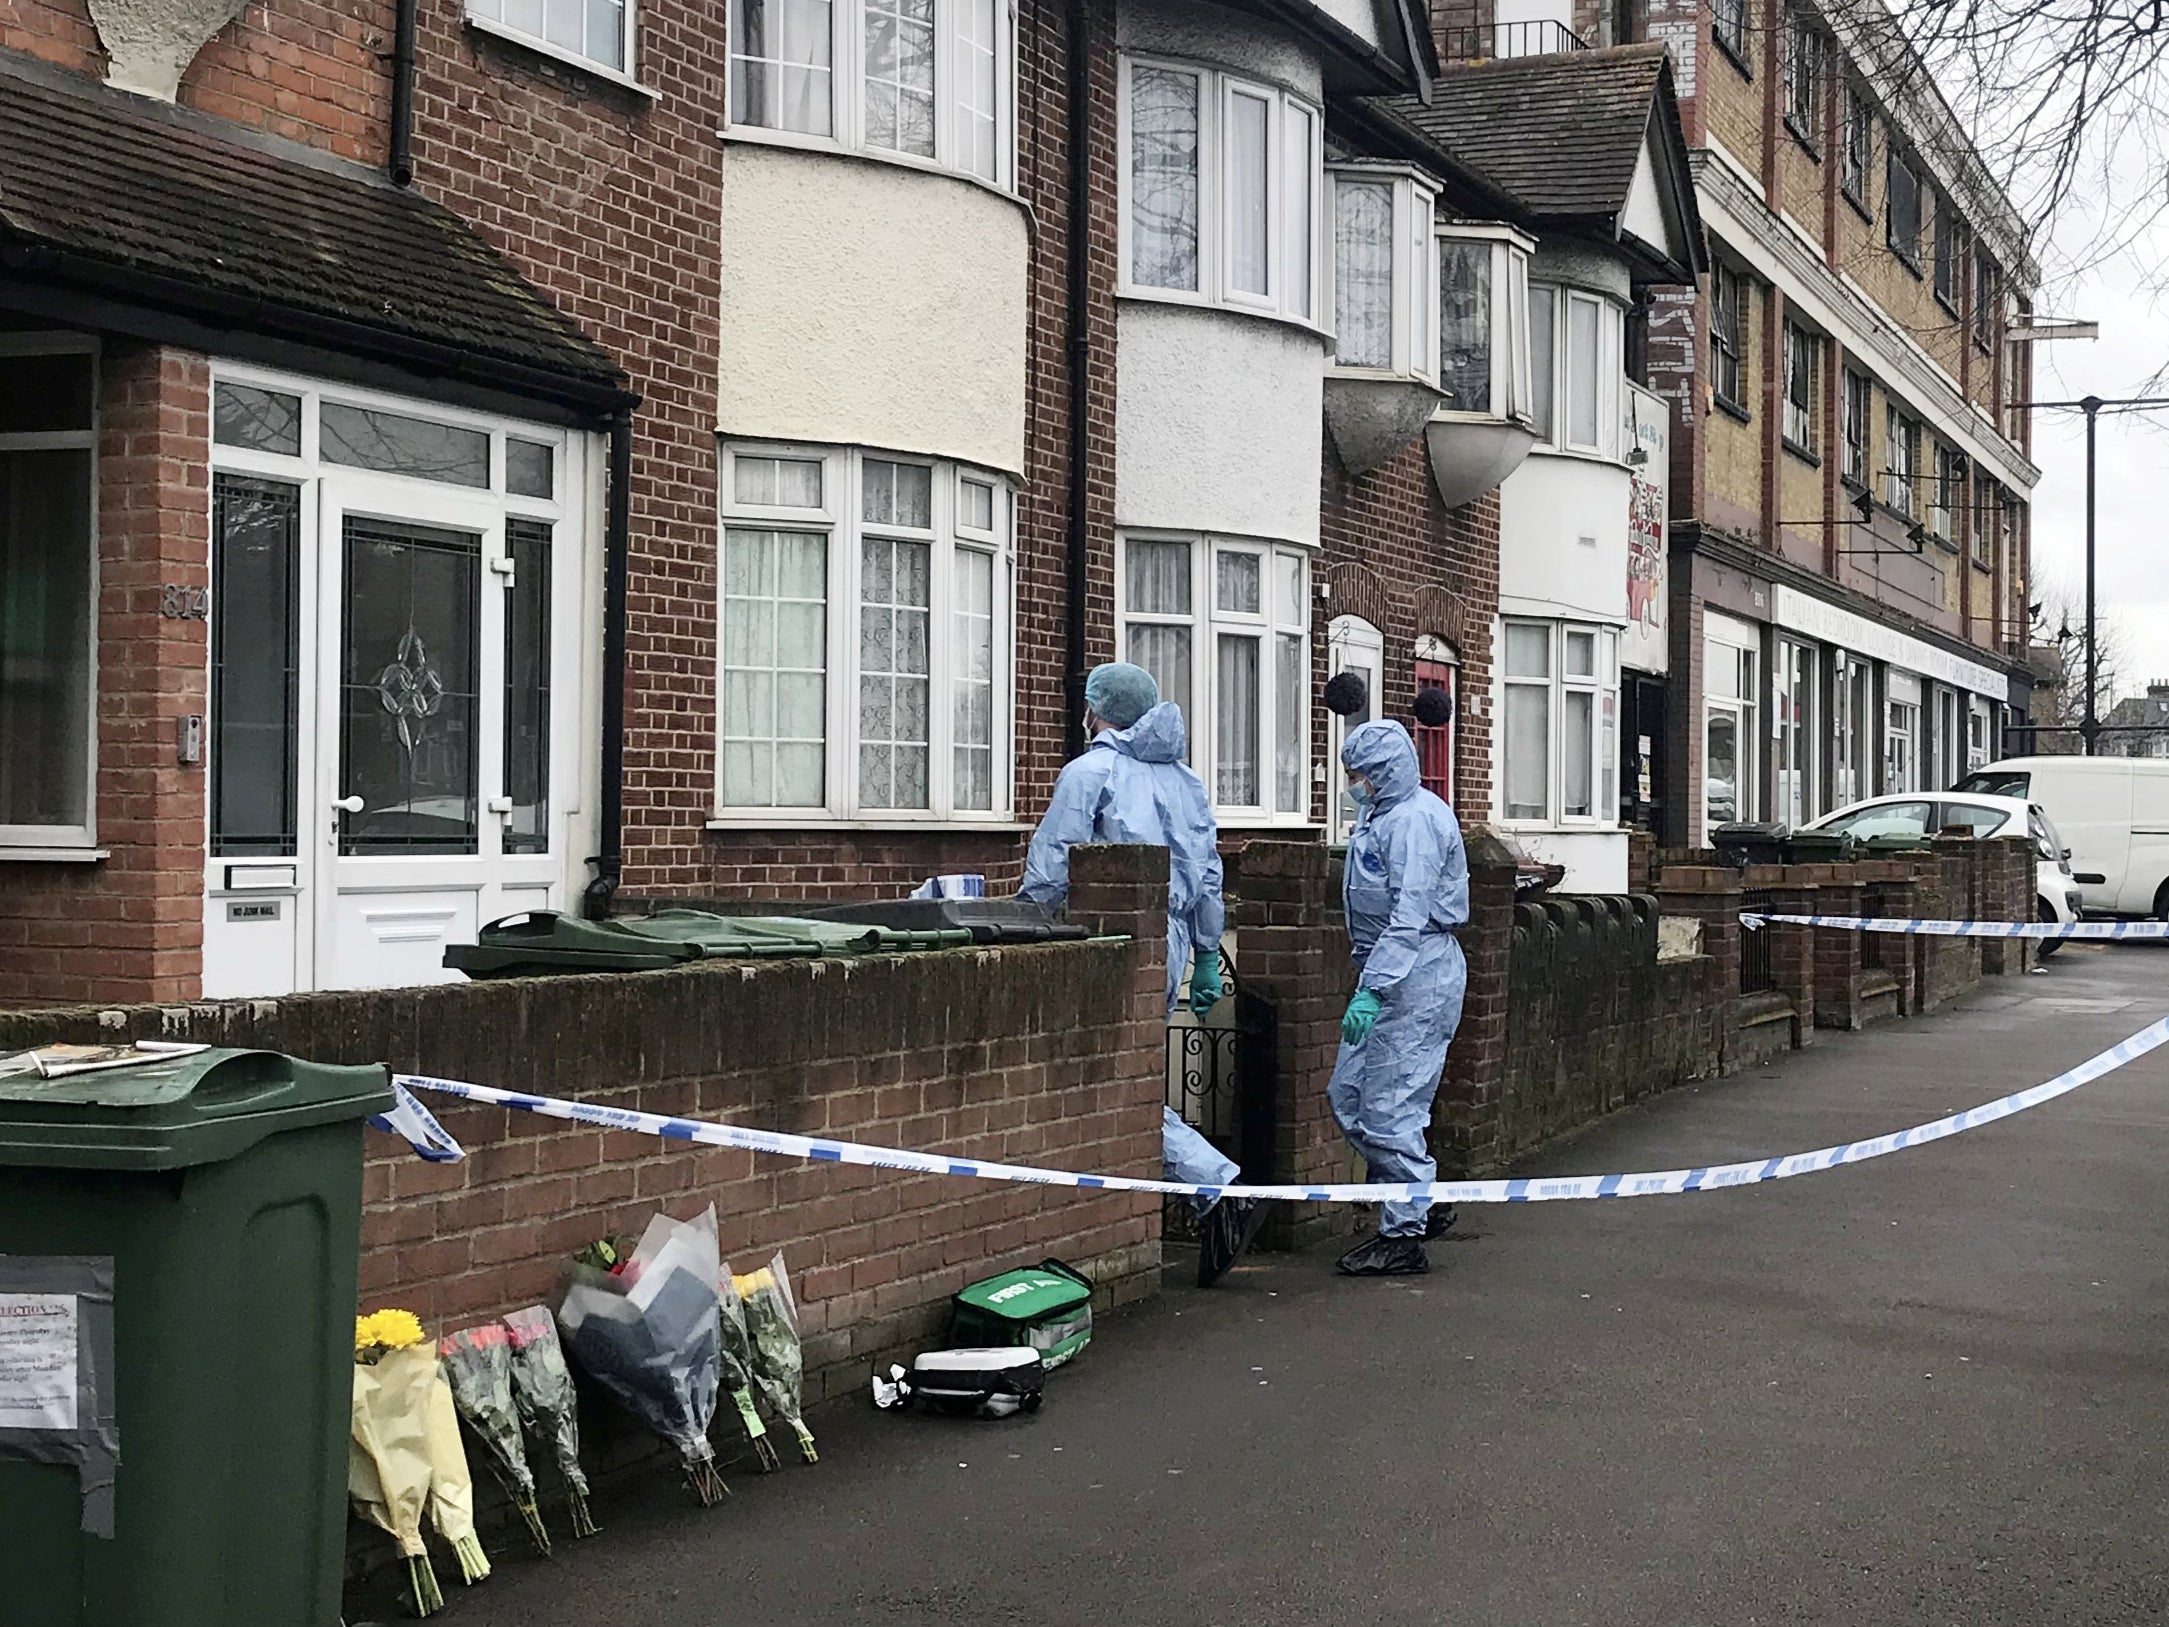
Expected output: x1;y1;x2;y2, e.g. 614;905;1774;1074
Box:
0;337;97;850
1703;619;1759;834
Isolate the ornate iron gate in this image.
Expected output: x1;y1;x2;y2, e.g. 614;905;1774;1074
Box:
1162;951;1277;1242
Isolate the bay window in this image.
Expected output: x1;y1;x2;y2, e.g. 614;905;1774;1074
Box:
1527;283;1622;454
1119;534;1309;822
1329;165;1440;381
1436;225;1533;421
718;443;1012;820
0;336;96;851
728;0;1013;186
1121;57;1321;323
1703;616;1759;834
1500;619;1619;826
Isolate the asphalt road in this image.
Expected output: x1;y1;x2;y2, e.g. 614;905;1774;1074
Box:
358;943;2169;1627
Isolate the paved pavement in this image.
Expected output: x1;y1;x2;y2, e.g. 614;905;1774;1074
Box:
356;944;2169;1626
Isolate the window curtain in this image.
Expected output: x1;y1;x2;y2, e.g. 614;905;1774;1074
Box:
729;0;833;135
858;535;933;808
1333;181;1395;368
722;529;828;807
952;548;996;810
1438;240;1492;413
1216;633;1259;805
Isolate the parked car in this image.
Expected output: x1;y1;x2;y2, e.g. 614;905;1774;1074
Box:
1799;791;2083;951
1955;756;2169;919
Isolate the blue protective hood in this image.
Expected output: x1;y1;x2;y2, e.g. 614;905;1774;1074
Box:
1098;701;1190;765
1341;719;1422;810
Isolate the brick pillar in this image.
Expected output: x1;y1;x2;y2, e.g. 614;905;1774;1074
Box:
1980;835;2033;976
1765;876;1818;1047
1628;826;1656;892
1224;841;1357;1249
1437;830;1516;1177
1069;845;1171;1031
1806;876;1865;1028
1859;861;1923;1014
1931;836;1985;1000
0;343;211;1005
1655;865;1743;1068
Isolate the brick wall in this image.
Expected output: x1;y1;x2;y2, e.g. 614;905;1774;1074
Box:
0;867;1171;1402
0;343;209;1005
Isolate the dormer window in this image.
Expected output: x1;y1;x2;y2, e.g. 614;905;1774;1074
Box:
1329;164;1440;382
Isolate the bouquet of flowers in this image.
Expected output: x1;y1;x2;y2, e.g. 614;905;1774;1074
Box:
732;1254;817;1464
716;1271;781;1471
441;1324;551;1554
423;1363;491;1585
350;1310;446;1616
559;1207;729;1506
503;1306;598;1538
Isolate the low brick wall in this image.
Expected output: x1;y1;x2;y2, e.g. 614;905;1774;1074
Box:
0;846;1173;1404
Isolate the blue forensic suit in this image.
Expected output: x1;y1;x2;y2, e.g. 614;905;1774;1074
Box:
1326;720;1469;1238
1019;702;1236;1204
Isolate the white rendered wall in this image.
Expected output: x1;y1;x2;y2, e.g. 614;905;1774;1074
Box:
1497;450;1632;625
718;143;1029;477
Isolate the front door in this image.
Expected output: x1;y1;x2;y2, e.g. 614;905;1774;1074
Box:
317;477;561;989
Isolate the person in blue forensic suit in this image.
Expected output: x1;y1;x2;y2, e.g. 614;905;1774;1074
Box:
1328;718;1469;1277
1020;661;1266;1287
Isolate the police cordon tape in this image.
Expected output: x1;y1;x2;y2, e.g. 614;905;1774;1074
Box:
377;1010;2169;1201
1740;912;2169;939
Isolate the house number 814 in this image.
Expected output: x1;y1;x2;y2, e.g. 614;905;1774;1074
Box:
160;585;210;620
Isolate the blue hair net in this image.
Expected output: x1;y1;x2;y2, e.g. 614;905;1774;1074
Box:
1085;662;1161;729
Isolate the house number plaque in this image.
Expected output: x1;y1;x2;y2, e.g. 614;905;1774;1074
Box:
158;585;210;620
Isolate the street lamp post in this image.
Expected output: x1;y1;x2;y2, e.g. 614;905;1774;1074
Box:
2082;395;2100;756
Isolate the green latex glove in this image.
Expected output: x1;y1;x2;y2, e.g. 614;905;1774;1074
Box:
1342;988;1383;1045
1188;948;1224;1018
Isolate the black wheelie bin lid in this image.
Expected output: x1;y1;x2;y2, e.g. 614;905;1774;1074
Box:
803;897;1089;944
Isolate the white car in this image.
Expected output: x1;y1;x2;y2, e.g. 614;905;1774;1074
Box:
1800;791;2084;950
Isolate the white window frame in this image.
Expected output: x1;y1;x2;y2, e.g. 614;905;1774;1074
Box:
1885;669;1922;794
1327;162;1440;384
1773;637;1817;828
1967;695;1993;771
1528;283;1623;457
1434;222;1535;425
1497;618;1619;829
467;0;645;91
1115;532;1313;827
1831;648;1873;809
1116;54;1322;326
1327;614;1385;841
715;441;1015;825
1703;612;1760;839
723;0;1019;191
0;332;100;855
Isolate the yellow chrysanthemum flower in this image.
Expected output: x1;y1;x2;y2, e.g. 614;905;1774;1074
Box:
356;1308;427;1352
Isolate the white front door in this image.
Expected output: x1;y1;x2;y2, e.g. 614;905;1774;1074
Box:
316;476;564;989
201;371;586;997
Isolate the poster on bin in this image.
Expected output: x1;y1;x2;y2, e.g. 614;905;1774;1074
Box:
1622;383;1669;675
0;1293;77;1431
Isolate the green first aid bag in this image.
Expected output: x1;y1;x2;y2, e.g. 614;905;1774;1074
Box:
949;1258;1094;1369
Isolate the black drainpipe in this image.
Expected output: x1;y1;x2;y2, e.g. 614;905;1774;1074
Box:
1063;0;1092;755
584;410;632;918
389;0;417;186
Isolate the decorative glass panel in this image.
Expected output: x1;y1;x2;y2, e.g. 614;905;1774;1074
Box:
1438;239;1492;413
507;439;555;499
735;454;823;508
1216;632;1259;805
0;448;92;830
858;534;932;809
320;403;489;488
1130;67;1201;291
953;547;996;810
213;384;301;457
865;0;936;157
503;519;552;854
1333;180;1395;369
722;528;828;806
730;0;834;135
211;476;300;856
1227;91;1270;296
337;516;480;855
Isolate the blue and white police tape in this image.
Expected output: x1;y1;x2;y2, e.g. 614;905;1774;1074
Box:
382;1011;2169;1201
369;1084;464;1163
1740;912;2169;940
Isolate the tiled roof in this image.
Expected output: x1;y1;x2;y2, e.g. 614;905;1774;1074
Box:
0;61;624;402
1376;43;1672;227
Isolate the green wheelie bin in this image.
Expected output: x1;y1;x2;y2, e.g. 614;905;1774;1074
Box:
0;1045;390;1627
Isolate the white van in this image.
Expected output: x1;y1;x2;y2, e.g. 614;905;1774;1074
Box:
1955;756;2169;917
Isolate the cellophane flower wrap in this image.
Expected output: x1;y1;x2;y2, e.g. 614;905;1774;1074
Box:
440;1324;551;1553
503;1306;597;1538
559;1207;728;1506
733;1254;817;1464
422;1363;491;1584
350;1323;446;1617
715;1270;779;1471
